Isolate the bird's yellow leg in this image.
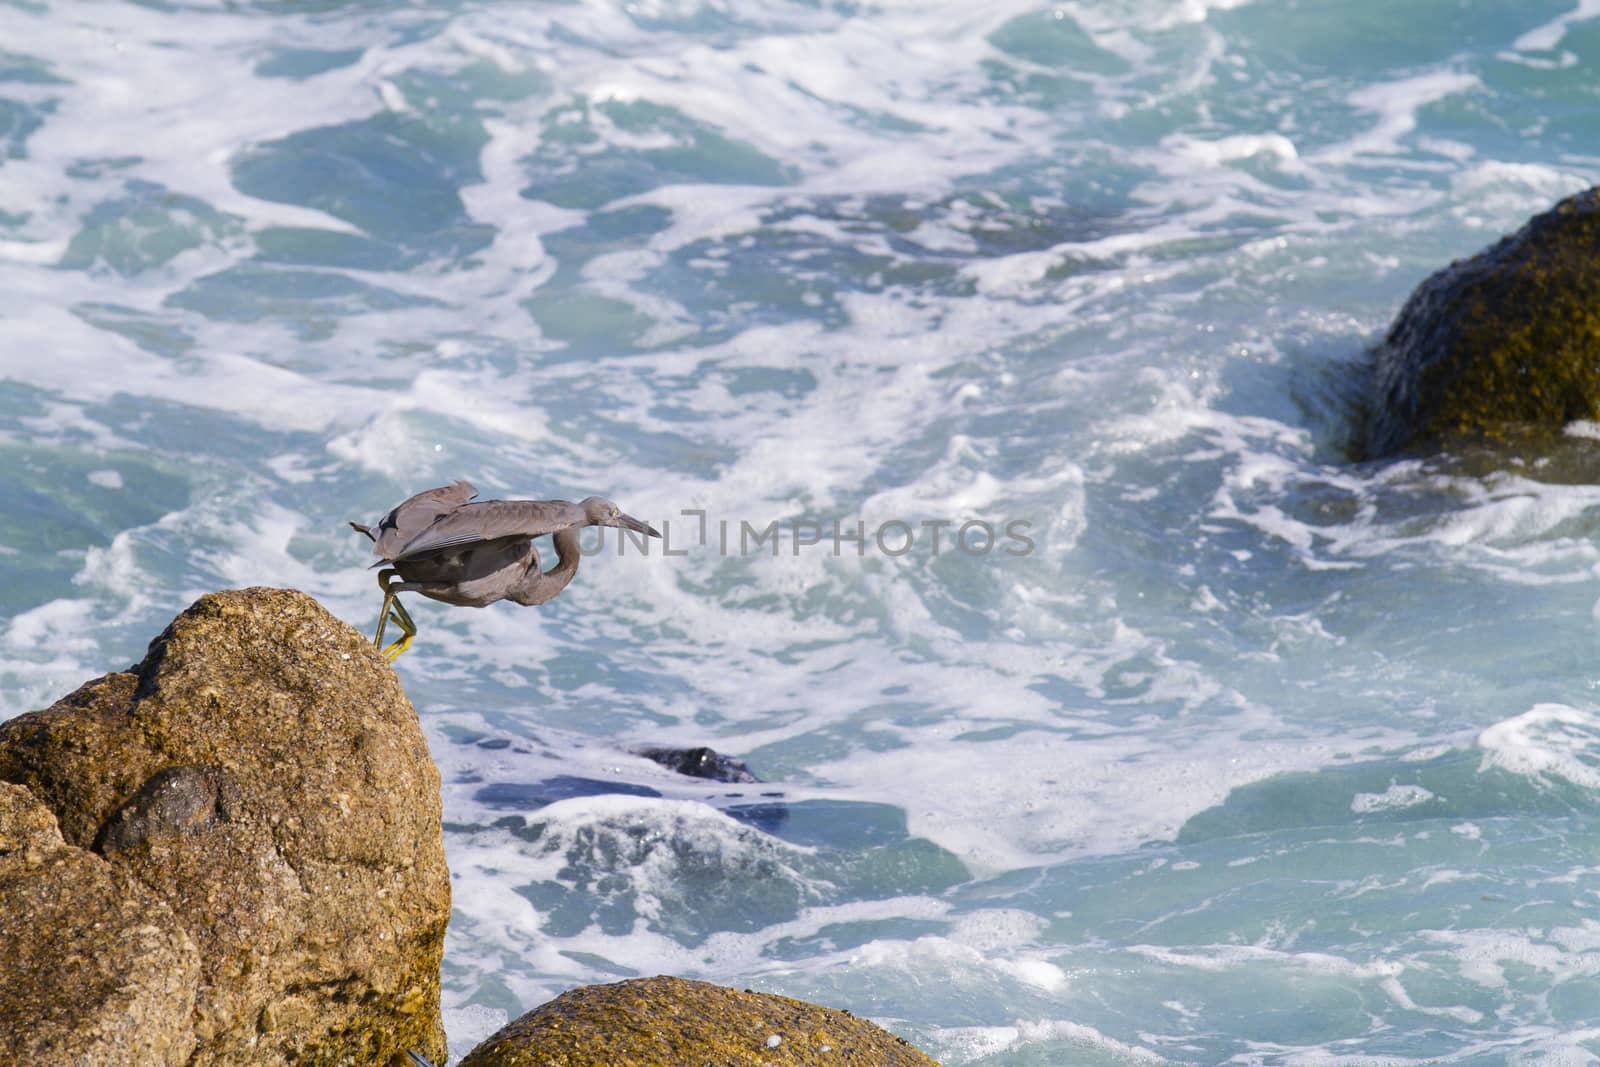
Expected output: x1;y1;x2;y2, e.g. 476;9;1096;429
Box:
374;569;418;661
381;597;417;662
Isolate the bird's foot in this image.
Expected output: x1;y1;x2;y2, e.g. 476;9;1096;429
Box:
380;603;415;661
373;570;418;661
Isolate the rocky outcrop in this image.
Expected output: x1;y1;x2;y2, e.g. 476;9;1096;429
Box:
1365;186;1600;458
0;589;954;1066
0;782;200;1065
457;975;941;1066
0;587;449;1066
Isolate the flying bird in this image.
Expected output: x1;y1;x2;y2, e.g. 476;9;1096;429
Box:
350;480;660;660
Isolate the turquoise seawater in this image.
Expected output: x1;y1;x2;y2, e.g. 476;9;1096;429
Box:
5;0;1600;1061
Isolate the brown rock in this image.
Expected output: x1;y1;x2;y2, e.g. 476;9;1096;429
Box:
457;975;942;1066
0;587;449;1066
0;781;200;1066
1365;186;1600;458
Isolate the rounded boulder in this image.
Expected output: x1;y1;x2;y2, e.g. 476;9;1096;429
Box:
1366;186;1600;457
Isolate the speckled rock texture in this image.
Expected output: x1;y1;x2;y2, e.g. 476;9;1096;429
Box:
1366;186;1600;458
0;781;201;1065
0;587;449;1067
456;975;942;1066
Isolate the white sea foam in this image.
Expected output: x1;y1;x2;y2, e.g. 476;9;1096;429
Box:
4;598;98;655
1478;704;1600;791
5;1;1600;1063
817;718;1376;869
1449;162;1591;228
1317;71;1482;164
1168;132;1301;167
441;1005;509;1060
1350;783;1435;813
936;1019;1168;1063
1513;0;1600;52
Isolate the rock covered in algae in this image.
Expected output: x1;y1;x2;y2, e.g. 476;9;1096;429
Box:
1365;186;1600;458
0;587;449;1066
457;975;942;1066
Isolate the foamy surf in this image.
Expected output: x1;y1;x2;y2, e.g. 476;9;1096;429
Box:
4;0;1600;1062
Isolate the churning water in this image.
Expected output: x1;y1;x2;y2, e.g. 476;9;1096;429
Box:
5;0;1600;1062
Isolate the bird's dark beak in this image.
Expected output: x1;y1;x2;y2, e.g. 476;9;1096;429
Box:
618;513;662;538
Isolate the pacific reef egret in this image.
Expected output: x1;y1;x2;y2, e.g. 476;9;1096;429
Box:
350;480;660;660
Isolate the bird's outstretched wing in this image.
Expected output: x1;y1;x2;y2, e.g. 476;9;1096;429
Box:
389;498;580;563
366;480;479;559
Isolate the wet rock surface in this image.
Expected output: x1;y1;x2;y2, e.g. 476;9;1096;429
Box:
457;975;942;1066
638;744;761;783
1366;186;1600;458
0;587;450;1066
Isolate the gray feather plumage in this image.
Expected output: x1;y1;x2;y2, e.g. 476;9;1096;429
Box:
368;479;479;560
351;482;659;646
386;498;585;563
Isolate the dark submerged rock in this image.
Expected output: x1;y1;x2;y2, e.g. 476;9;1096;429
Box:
639;744;761;783
457;975;942;1066
0;587;450;1066
1365;186;1600;458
